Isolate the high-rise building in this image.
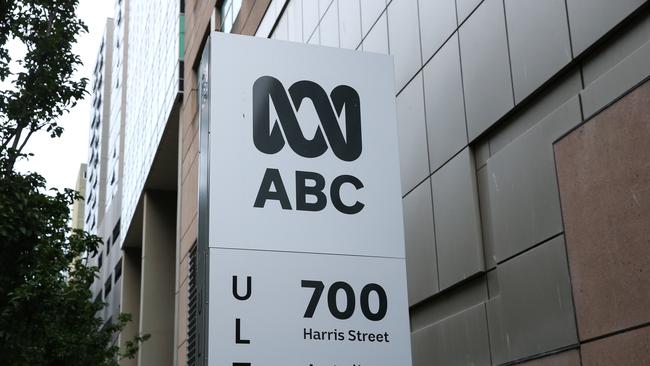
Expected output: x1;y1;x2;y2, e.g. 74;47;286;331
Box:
85;19;114;236
85;0;650;365
71;163;87;230
85;0;184;363
84;16;124;351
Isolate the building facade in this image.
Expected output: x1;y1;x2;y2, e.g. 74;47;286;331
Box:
84;16;125;348
84;0;650;365
177;0;650;365
85;19;114;236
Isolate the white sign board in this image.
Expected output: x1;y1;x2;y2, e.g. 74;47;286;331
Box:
207;32;411;366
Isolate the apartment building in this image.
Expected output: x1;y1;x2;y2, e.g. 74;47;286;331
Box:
82;0;185;364
177;0;650;365
85;19;113;237
84;16;125;351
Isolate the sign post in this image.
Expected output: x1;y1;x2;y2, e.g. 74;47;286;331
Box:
201;32;412;366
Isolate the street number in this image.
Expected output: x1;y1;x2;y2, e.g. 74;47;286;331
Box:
301;280;387;321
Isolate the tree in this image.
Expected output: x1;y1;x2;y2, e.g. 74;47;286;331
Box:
0;1;146;364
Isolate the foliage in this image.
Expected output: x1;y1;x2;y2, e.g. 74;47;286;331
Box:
0;0;88;171
0;170;149;365
0;0;148;365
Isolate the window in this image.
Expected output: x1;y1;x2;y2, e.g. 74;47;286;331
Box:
98;252;103;269
221;0;242;34
106;237;112;255
114;258;122;283
112;219;121;243
104;276;112;296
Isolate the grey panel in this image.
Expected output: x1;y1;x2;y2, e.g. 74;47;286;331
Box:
582;14;650;86
410;276;488;331
403;179;438;305
505;0;572;103
477;167;496;270
320;0;340;47
387;0;422;91
431;148;484;290
489;69;582;155
418;0;457;62
486;268;499;298
339;0;362;49
362;12;389;54
287;0;303;43
486;97;582;262
308;25;320;45
423;34;468;172
459;0;514;141
396;73;429;195
319;0;334;19
412;304;491;366
474;137;490;169
487;236;578;364
360;0;387;38
581;39;650;118
567;0;646;56
271;13;289;40
303;0;320;42
457;0;483;24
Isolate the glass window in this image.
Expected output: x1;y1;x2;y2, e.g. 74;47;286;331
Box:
112;219;121;243
221;0;242;33
104;276;112;296
114;258;123;283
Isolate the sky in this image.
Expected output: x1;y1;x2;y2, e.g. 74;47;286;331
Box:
14;0;114;191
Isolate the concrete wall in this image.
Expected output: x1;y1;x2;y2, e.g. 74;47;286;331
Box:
138;190;176;365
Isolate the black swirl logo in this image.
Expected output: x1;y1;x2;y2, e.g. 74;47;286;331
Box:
252;76;362;162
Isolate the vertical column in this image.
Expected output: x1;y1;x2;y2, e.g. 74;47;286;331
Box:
138;190;177;366
120;247;141;366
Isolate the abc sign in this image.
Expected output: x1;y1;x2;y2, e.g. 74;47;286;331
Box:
252;76;364;214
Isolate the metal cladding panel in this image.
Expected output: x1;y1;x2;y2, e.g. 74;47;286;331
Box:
403;178;438;305
361;0;388;38
396;73;429;195
411;304;491;366
418;0;457;62
339;0;362;50
456;0;482;24
459;0;514;141
581;40;650;118
431;148;484;290
387;0;422;91
423;33;468;172
505;0;572;103
487;97;581;261
567;0;647;55
487;235;578;364
362;13;389;54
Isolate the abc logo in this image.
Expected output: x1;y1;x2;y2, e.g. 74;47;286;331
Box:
252;76;365;215
252;75;362;161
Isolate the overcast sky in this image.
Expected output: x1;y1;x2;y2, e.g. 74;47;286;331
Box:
14;0;113;191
